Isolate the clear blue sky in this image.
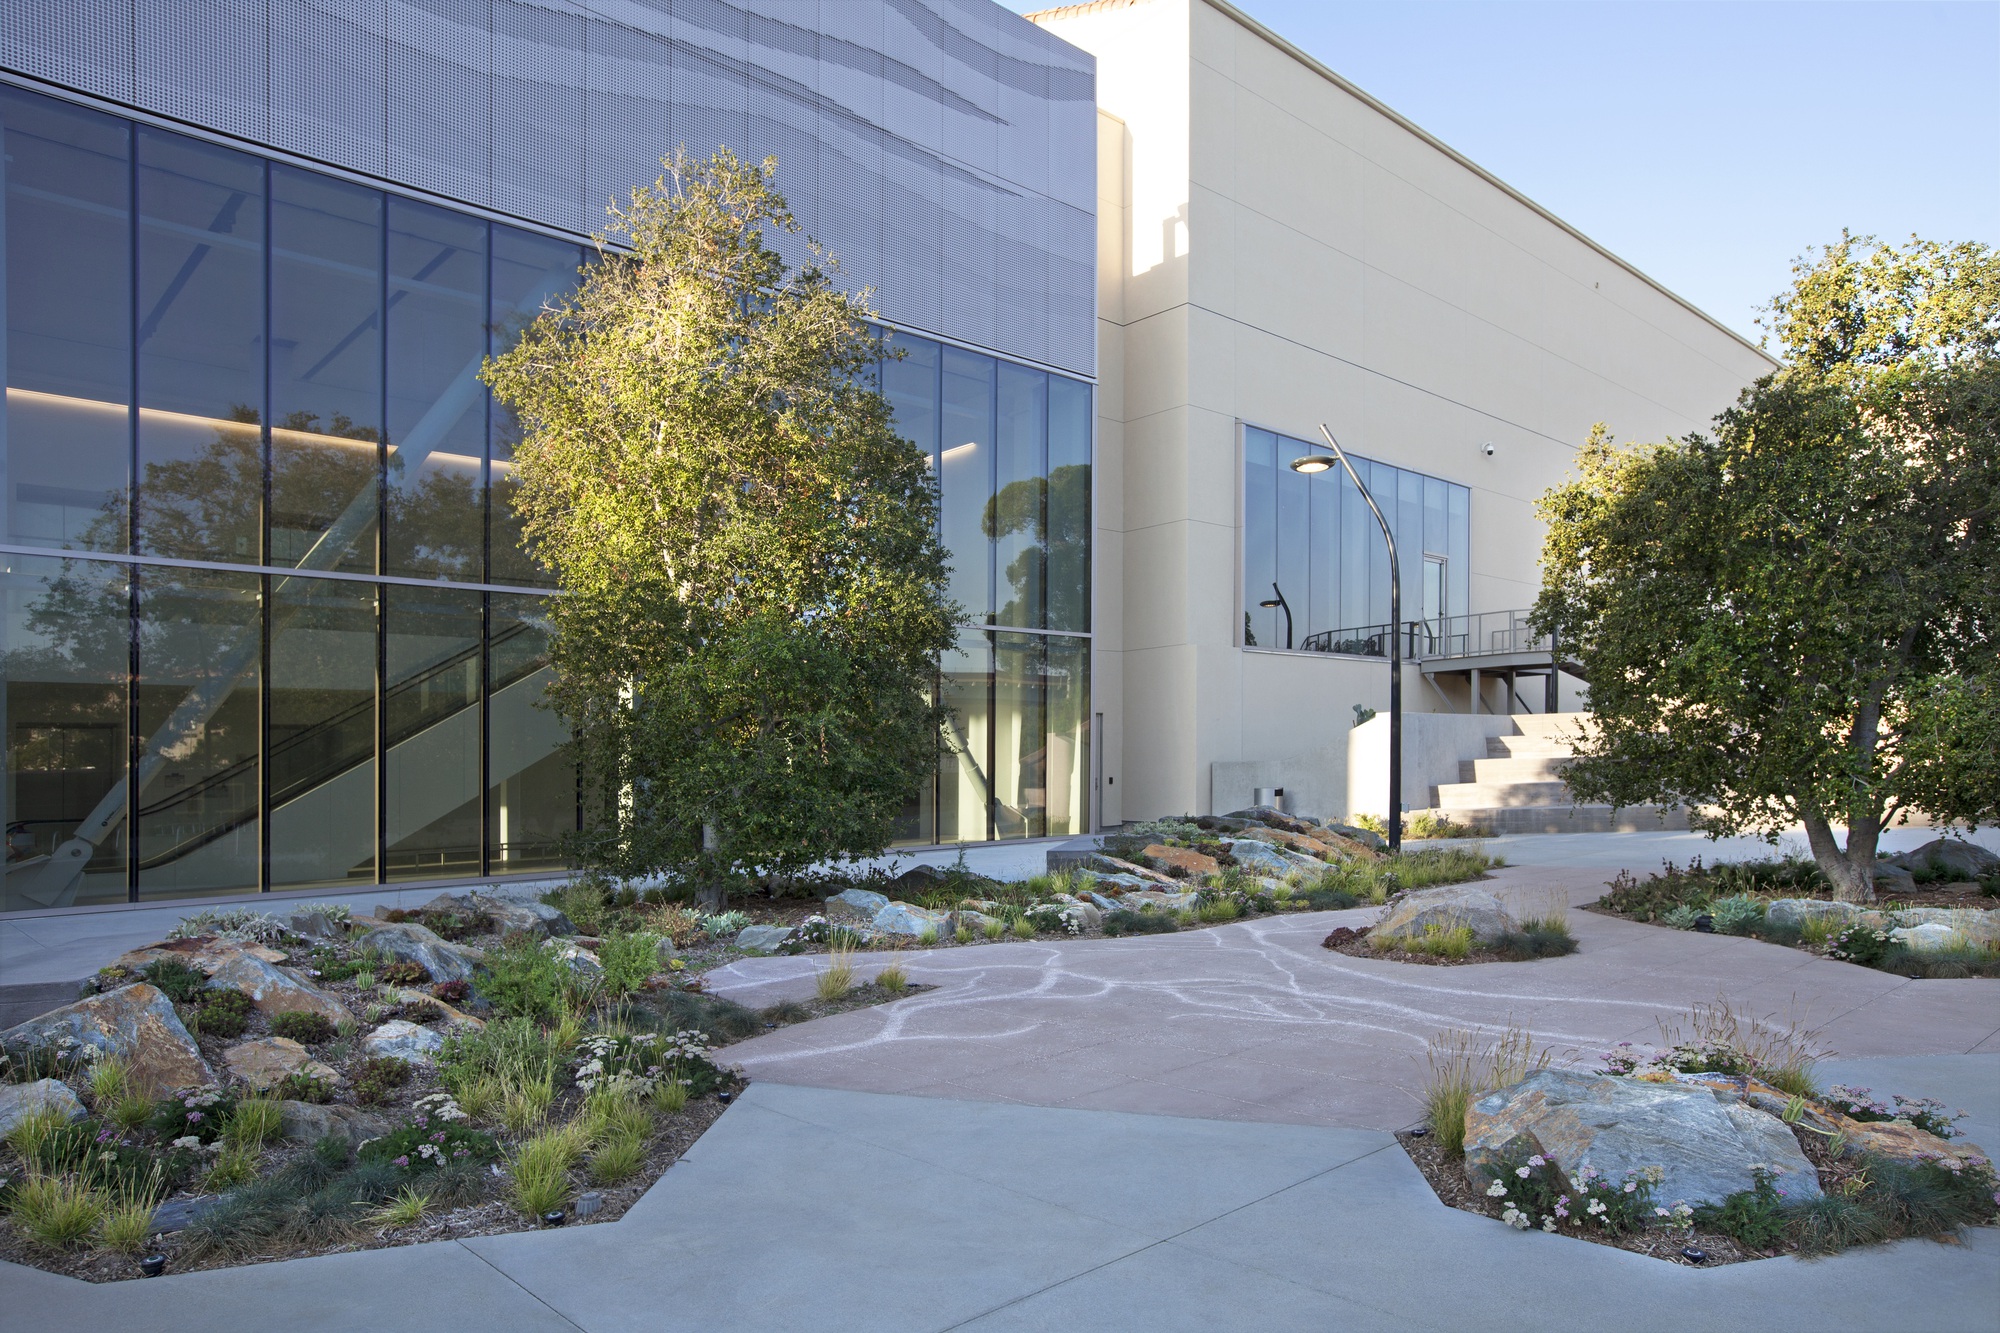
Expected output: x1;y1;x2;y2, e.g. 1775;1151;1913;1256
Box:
1006;0;2000;346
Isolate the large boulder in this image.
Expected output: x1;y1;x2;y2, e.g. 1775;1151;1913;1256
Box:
1885;907;2000;948
1373;886;1515;944
425;889;572;938
279;1100;391;1146
1225;839;1300;878
1080;854;1178;886
1;984;212;1098
1765;898;1863;931
109;934;288;976
827;888;891;920
1142;844;1219;879
872;901;945;937
282;907;350;945
735;924;794;954
1890;923;1958;953
1896;838;2000;879
361;1019;444;1065
1837;1117;1989;1171
1223;806;1319;835
0;1079;85;1135
1318;821;1388;853
354;922;483;984
223;1036;341;1092
1464;1069;1821;1209
552;944;603;978
205;952;351;1025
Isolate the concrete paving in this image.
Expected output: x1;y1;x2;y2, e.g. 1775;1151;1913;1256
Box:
3;837;1997;1330
702;865;2000;1128
3;1074;1994;1332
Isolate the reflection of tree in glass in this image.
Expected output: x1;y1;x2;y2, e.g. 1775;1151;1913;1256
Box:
982;463;1089;630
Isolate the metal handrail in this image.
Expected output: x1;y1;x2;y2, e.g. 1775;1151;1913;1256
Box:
1294;608;1550;662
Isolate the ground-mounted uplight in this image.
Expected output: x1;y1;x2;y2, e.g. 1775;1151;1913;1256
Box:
1681;1247;1709;1265
541;1209;566;1227
139;1254;167;1278
717;1091;734;1104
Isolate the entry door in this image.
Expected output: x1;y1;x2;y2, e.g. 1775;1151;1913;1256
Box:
1422;556;1446;651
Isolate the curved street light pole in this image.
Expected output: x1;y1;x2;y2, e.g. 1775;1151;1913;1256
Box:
1290;424;1400;854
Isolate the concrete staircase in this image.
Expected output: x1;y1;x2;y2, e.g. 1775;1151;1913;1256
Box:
1430;712;1689;834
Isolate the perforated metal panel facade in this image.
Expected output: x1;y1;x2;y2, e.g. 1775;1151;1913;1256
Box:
2;0;1097;377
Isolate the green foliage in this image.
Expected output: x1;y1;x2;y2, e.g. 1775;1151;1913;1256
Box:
1708;895;1767;936
1483;1150;1663;1237
1490;921;1579;961
1536;235;2000;902
1423;1027;1550;1157
482;149;957;900
1694;1169;1790;1250
1598;857;1826;921
596;931;665;998
1101;908;1178;937
359;1101;499;1176
477;937;577;1022
269;1011;338;1045
149;1086;237;1146
139;958;210;1004
186;986;254;1039
276;1071;335;1103
6;1173;105;1249
587;1132;648;1186
225;1096;284;1148
353;1056;412;1107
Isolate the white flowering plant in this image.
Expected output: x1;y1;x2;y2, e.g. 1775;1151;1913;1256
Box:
574;1028;723;1100
1598;1038;1752;1079
1480;1150;1668;1237
359;1093;498;1176
166;907;287;944
146;1085;238;1145
1024;903;1082;936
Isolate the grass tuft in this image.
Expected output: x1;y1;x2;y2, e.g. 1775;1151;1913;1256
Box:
8;1173;106;1249
875;964;909;994
816;945;856;1001
368;1186;432;1229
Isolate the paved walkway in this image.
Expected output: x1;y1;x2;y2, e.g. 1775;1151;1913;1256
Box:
3;1066;1995;1332
703;865;2000;1128
4;839;1998;1331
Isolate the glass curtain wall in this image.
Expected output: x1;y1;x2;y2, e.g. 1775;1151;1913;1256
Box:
1241;426;1470;653
882;329;1092;845
0;84;579;911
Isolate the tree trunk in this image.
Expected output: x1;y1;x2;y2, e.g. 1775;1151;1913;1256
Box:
1801;808;1876;904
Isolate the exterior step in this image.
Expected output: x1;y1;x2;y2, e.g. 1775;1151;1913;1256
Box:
1459;755;1572;784
1435;780;1577;809
1437;805;1691;835
1487;734;1580;759
1509;712;1595;739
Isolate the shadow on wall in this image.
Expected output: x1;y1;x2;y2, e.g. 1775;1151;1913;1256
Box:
1213;712;1517;821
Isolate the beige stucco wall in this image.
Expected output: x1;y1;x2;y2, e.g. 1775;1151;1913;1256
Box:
1038;0;1777;825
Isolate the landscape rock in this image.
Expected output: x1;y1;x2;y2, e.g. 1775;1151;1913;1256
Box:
109;934;288;976
205;952;351;1025
383;987;483;1029
1116;890;1197;913
1223;807;1318;835
1084;892;1126;914
1765;898;1862;931
827;888;891;921
1372;885;1516;944
886;865;951;896
1142;843;1219;879
361;1019;445;1065
1224;839;1298;878
354;922;484;984
1895;838;2000;879
0;1079;85;1135
283;908;349;945
553;945;603;977
1884;907;2000;947
1;984;212;1098
1079;854;1178;886
1318;821;1388;853
279;1100;391;1146
475;897;574;939
148;1193;234;1235
1836;1117;1989;1170
1889;923;1959;953
1233;826;1343;860
1873;864;1916;893
1060;903;1102;931
942;910;992;935
222;1036;341;1092
1464;1069;1821;1208
735;924;794;953
872;901;945;937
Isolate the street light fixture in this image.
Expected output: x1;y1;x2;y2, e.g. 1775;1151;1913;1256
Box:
1257;583;1293;650
1290;424;1402;853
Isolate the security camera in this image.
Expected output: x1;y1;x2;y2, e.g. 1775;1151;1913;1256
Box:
1481;442;1495;457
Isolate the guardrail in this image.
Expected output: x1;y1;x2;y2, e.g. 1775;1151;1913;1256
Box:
1296;609;1552;662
